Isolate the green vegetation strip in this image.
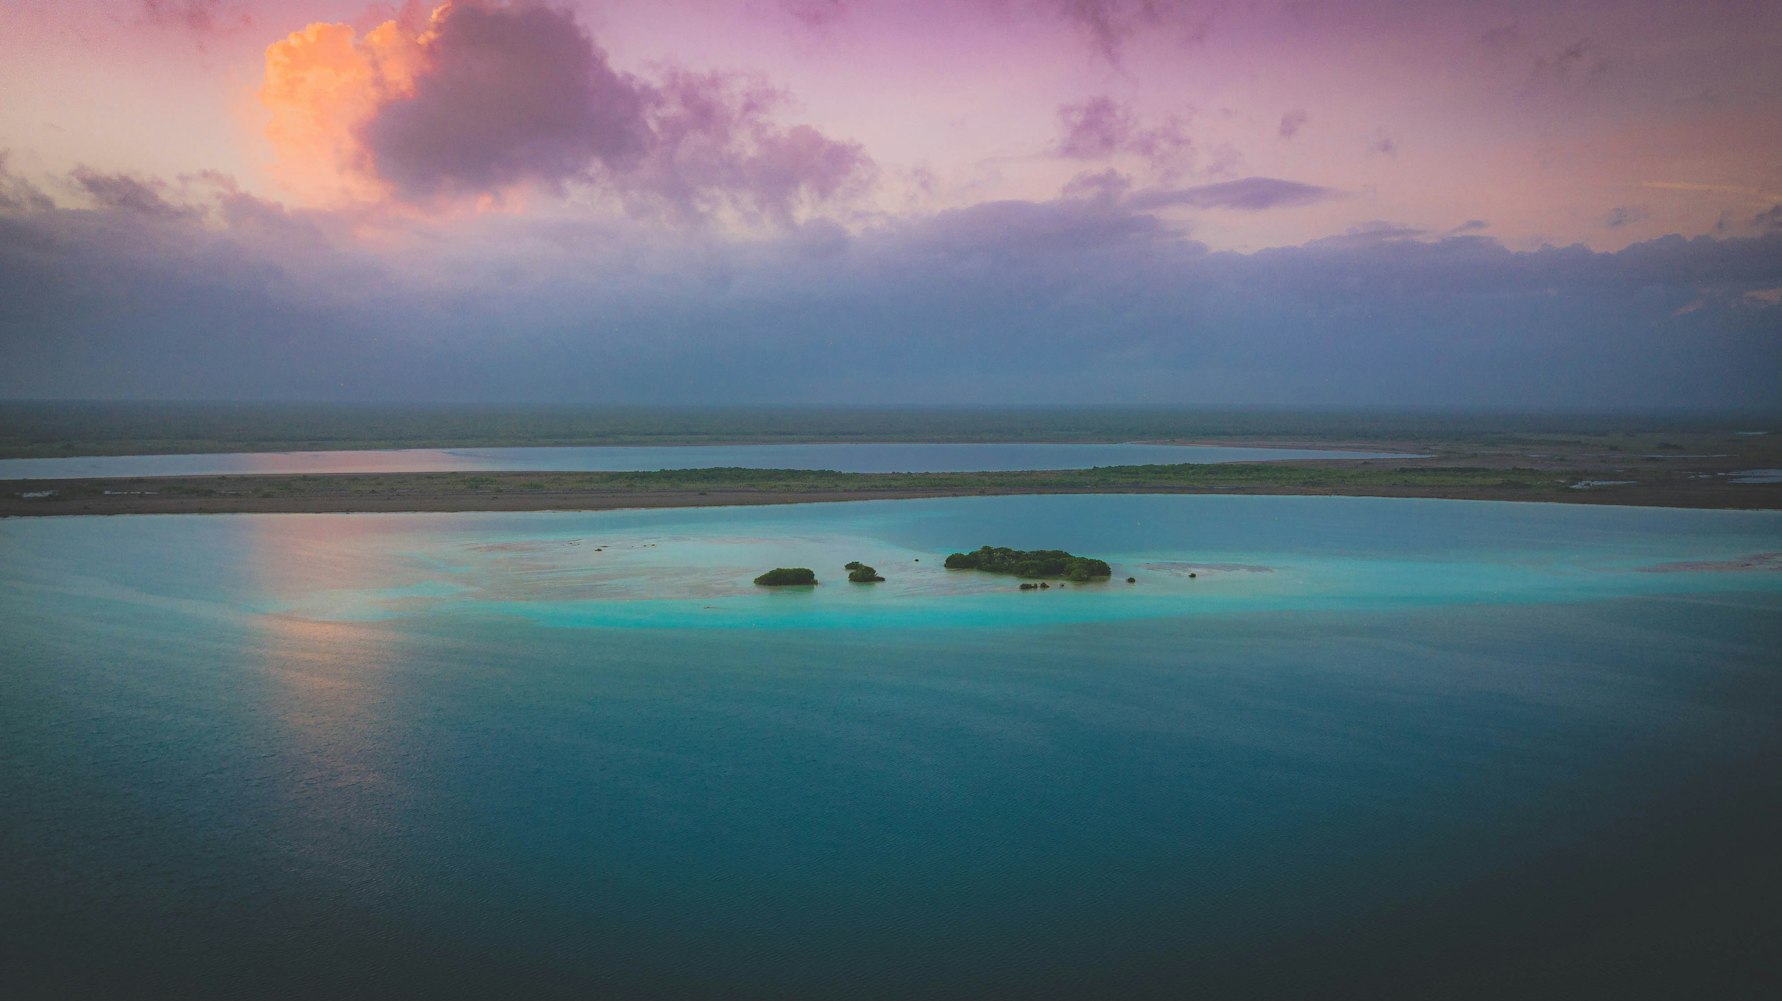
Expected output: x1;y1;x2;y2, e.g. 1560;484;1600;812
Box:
3;463;1569;501
5;401;1773;458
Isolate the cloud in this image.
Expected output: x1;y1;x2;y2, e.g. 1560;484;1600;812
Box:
1057;97;1136;157
1370;131;1398;156
1307;221;1426;247
1754;204;1782;233
359;2;651;200
1605;205;1648;229
261;18;430;203
71;168;197;219
261;2;869;222
1125;177;1338;212
767;1;1215;61
1054;0;1159;61
913;196;1164;256
1479;24;1610;90
623;69;872;224
140;0;251;38
5;170;1778;409
1055;97;1193;176
1278;109;1308;139
0;153;53;214
1047;0;1214;62
780;0;848;30
1478;23;1522;54
1531;39;1609;86
1061;168;1132;204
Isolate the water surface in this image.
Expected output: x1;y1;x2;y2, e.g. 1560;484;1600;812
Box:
2;496;1777;998
0;442;1410;479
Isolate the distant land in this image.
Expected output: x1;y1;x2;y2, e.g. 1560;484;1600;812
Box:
2;401;1778;458
1;403;1776;515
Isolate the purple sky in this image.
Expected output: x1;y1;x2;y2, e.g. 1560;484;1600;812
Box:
1;0;1778;406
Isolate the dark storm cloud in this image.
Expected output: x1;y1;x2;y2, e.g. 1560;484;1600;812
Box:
2;173;1777;408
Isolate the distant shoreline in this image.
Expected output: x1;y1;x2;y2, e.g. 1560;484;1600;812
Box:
5;468;1777;517
4;402;1773;461
5;420;1779;517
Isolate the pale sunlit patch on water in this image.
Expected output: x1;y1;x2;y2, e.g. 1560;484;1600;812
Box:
0;442;1419;480
185;496;1781;635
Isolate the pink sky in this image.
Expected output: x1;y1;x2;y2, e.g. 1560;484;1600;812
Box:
4;0;1778;250
1;2;1778;406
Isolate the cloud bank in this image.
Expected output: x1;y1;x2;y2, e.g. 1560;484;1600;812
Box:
2;159;1776;408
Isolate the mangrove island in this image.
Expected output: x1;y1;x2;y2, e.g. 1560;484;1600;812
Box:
944;546;1112;582
755;567;817;586
845;561;885;582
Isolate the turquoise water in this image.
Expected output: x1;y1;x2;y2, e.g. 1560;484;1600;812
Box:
0;441;1410;479
2;496;1779;997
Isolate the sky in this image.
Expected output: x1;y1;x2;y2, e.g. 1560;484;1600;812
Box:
0;0;1778;408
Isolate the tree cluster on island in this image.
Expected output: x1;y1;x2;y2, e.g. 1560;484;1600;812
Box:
754;567;817;586
844;561;885;582
943;546;1112;582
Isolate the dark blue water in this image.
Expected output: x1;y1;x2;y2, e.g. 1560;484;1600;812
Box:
0;441;1412;479
2;497;1778;998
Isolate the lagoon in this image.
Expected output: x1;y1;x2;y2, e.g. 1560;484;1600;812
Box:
2;495;1778;997
0;441;1410;480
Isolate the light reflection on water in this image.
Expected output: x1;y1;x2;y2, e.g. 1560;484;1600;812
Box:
241;517;421;903
0;441;1415;479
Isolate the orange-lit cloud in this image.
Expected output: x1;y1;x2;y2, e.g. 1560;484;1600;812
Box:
260;10;433;204
257;2;869;222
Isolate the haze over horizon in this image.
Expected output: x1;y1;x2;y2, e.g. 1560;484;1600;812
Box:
2;0;1779;408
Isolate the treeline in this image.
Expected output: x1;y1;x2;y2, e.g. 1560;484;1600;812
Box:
8;401;1760;459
